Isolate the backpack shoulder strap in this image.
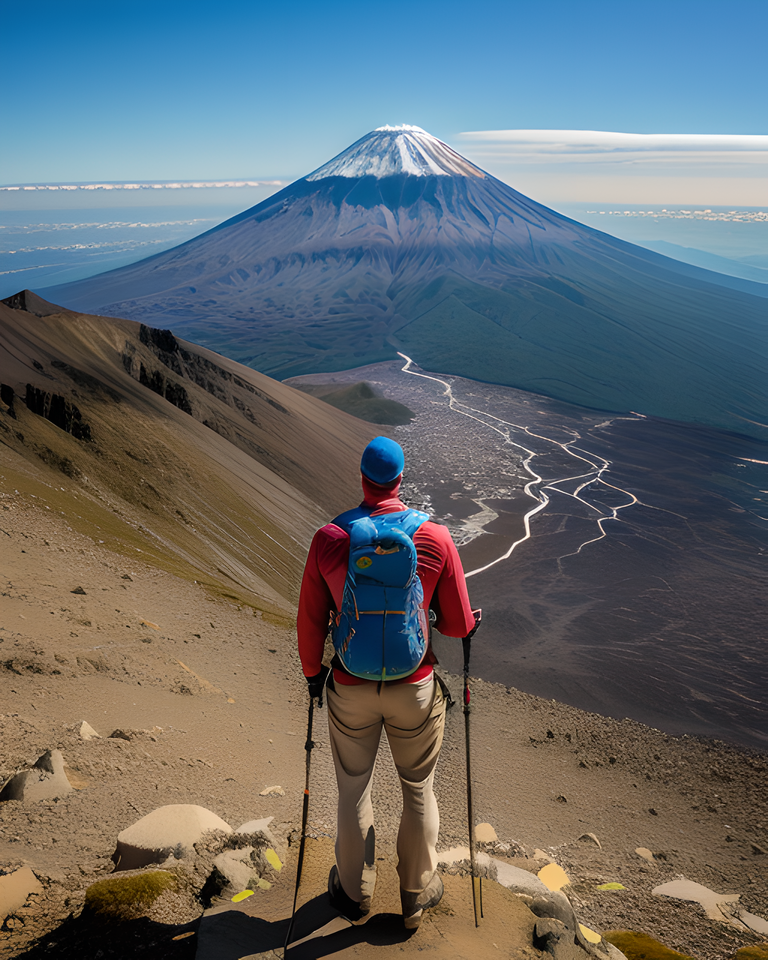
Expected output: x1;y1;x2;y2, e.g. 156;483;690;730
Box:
331;504;373;532
371;508;429;539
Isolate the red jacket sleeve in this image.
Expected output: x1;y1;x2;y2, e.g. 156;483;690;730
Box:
414;522;475;638
296;524;347;677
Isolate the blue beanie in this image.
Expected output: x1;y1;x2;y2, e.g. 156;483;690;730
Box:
360;436;404;485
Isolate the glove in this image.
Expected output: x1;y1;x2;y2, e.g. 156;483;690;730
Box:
306;664;330;704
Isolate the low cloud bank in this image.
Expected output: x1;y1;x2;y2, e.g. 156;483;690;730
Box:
0;180;284;192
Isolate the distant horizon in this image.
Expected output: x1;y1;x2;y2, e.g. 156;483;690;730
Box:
3;123;766;208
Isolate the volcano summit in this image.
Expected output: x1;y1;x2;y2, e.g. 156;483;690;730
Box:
45;126;768;440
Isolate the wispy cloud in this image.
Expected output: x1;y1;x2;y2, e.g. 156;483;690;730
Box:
0;180;285;192
458;130;768;163
456;130;768;204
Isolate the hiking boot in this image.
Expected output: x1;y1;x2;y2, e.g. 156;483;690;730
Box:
400;872;444;930
328;865;369;923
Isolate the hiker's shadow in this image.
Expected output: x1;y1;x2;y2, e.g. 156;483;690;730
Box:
199;894;414;959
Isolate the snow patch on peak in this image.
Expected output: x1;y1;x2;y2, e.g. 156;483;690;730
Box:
306;127;485;181
374;124;427;133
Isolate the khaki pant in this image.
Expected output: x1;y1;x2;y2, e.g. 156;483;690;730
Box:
326;674;446;901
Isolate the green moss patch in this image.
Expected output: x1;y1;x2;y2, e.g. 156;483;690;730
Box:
603;930;698;960
84;870;177;920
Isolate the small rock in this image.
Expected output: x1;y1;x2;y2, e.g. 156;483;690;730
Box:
740;911;768;935
533;917;566;950
538;863;570;892
530;894;577;932
578;832;601;848
635;847;655;862
121;574;133;581
235;817;276;846
109;729;133;741
533;848;553;862
555;794;567;803
235;816;274;835
653;877;742;927
212;848;255;896
648;807;658;816
79;721;101;741
0;867;43;922
71;586;87;595
579;923;602;944
751;841;767;856
113;804;232;871
259;785;285;797
0;749;73;802
474;822;498;843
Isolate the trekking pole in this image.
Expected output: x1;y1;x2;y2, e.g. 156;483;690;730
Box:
463;609;482;927
284;683;322;955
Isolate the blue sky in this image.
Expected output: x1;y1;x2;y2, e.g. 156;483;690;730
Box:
3;0;768;204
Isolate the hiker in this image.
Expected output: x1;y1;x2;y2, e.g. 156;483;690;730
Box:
297;436;477;929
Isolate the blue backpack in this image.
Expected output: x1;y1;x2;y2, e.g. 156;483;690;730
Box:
331;508;430;681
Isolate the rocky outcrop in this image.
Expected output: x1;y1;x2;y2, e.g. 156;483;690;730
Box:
24;385;91;440
123;324;289;424
0;749;73;802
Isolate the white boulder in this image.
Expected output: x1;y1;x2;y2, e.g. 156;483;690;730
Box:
114;804;232;871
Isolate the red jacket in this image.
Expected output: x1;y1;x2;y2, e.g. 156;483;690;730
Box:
297;476;475;685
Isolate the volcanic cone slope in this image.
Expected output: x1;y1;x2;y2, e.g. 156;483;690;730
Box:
0;293;377;612
44;126;768;440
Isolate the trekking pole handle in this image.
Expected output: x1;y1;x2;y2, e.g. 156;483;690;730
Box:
462;609;482;668
466;608;482;642
304;695;315;752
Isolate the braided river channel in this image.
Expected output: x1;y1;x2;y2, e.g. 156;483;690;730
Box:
291;358;768;752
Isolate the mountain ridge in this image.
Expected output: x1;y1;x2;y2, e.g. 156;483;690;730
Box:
0;294;377;612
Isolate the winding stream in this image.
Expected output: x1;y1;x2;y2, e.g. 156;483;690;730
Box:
397;352;644;577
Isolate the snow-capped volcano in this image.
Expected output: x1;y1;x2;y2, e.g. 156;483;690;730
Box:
306;125;485;180
43;126;768;440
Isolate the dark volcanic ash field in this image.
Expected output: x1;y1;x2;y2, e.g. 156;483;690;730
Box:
289;359;768;753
